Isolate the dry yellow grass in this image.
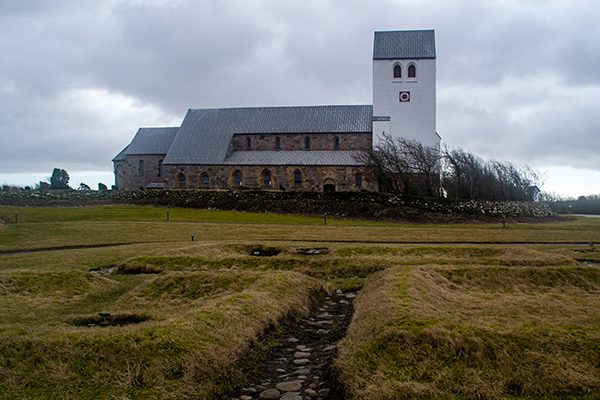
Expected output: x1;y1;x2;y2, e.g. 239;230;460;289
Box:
337;265;600;399
0;269;320;399
1;206;599;399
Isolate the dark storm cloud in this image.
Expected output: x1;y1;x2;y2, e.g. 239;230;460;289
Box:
0;0;599;182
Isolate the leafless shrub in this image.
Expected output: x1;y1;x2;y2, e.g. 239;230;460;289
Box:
356;134;442;197
359;135;542;201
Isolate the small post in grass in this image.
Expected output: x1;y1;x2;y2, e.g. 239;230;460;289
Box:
324;214;327;225
166;210;170;221
15;213;18;223
502;217;506;229
191;233;195;242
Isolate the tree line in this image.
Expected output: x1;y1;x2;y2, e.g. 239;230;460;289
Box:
358;134;542;201
544;194;600;215
0;168;108;192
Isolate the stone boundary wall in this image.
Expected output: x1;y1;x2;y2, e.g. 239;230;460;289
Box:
0;189;553;221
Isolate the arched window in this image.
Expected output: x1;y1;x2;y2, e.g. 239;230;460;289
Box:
323;178;336;193
355;173;363;188
138;160;144;177
233;170;242;187
158;160;163;177
408;64;416;78
178;173;186;189
393;64;402;78
262;169;272;186
275;136;281;150
293;169;302;187
245;136;252;150
201;173;210;188
304;136;310;150
333;136;340;150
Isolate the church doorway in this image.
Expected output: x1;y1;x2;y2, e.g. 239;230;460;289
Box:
323;178;336;193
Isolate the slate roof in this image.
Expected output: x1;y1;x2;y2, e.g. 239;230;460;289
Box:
112;145;129;162
124;127;179;155
163;105;372;165
373;30;435;59
224;150;363;166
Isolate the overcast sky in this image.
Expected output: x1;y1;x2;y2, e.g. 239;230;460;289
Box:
1;0;599;197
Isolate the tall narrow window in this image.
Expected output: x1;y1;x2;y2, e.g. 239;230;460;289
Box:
158;160;163;177
293;169;302;187
138;160;144;177
355;173;363;188
408;64;416;78
275;136;281;150
333;136;340;150
304;136;310;150
201;173;210;188
245;136;252;150
178;173;186;189
393;64;402;78
233;170;242;187
262;169;272;186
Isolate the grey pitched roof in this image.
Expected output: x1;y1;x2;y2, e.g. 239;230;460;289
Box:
373;30;435;59
163;105;372;165
112;145;129;161
224;150;364;166
123;127;179;155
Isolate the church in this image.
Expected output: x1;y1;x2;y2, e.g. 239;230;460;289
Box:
113;30;439;192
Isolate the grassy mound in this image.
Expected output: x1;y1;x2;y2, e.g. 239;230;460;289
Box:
0;269;319;399
337;266;600;399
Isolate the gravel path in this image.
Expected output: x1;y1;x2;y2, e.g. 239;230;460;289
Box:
231;290;356;400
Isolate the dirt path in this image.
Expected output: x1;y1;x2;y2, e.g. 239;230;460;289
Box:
227;290;356;400
1;239;598;256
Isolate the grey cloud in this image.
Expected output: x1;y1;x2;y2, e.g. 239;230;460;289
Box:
0;0;599;185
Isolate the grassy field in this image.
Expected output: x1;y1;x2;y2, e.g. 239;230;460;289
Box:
337;265;600;399
0;205;599;399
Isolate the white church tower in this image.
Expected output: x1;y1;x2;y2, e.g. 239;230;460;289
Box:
372;30;440;148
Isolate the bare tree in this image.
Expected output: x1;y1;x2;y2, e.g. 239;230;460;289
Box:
362;136;542;201
357;134;442;196
443;147;486;200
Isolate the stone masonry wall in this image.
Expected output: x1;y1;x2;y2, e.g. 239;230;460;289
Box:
231;133;372;151
118;155;167;191
0;189;555;221
113;160;127;190
163;164;377;192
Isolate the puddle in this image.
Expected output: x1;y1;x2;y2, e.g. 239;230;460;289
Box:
296;248;330;256
70;312;151;327
250;247;282;257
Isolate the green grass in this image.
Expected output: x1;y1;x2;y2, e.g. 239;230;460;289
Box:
1;206;600;254
1;205;600;399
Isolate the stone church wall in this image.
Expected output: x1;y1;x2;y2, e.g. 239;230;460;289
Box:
118;155;167;191
163;164;377;192
231;133;371;151
113;160;127;190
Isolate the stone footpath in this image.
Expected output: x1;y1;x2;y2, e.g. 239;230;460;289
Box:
232;290;357;400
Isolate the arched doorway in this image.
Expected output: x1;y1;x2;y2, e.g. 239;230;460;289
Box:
323;178;336;193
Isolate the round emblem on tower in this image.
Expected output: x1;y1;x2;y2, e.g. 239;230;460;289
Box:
399;91;411;102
